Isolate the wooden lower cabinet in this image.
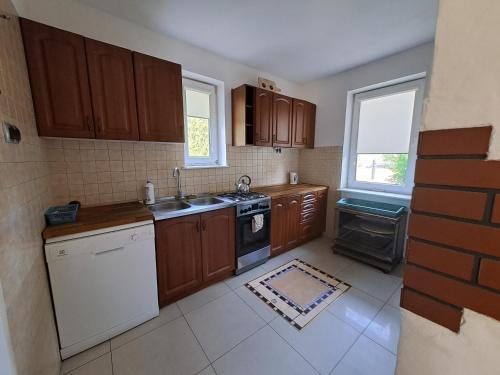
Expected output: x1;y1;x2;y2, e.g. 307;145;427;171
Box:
155;207;235;306
155;215;202;305
271;188;328;257
201;208;235;282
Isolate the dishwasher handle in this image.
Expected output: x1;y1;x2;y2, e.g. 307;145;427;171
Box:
93;246;125;256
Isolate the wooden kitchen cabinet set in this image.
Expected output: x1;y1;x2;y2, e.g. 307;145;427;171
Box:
155;207;235;307
268;187;328;257
20;19;184;142
232;84;316;148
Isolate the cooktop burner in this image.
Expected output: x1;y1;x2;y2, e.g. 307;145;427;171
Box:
218;191;268;202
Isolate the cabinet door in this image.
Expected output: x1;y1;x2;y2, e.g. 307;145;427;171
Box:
271;198;287;256
285;195;301;249
314;189;328;236
134;52;184;142
155;215;202;306
273;93;293;147
201;208;235;282
292;99;308;148
307;103;316;148
20;19;94;138
85;39;139;140
254;88;273;146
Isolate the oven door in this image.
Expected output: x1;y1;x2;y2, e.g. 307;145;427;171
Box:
236;211;270;258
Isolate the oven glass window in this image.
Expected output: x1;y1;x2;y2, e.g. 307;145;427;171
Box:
236;212;270;257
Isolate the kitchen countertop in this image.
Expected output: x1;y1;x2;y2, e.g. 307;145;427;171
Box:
42;201;154;240
253;183;328;199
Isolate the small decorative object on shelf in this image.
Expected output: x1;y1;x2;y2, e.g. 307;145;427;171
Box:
333;198;407;272
257;77;281;92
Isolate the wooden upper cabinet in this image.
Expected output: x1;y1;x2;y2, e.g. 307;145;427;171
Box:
133;52;184;142
272;93;293;147
201;208;235;282
155;215;202;305
254;88;273;146
292;99;308;148
20;19;94;138
307;103;316;148
271;197;287;256
85;39;138;140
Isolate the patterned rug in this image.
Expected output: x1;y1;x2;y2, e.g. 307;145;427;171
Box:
246;259;350;329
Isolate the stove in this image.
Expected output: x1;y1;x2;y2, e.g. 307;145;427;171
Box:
218;191;268;202
218;191;271;274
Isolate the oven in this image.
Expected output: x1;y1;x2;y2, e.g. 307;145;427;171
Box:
234;199;271;274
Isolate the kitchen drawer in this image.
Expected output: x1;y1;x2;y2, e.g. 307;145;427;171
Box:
301;192;316;203
317;190;327;199
300;211;317;223
300;222;315;240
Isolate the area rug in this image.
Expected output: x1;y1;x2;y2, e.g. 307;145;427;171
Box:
245;259;350;329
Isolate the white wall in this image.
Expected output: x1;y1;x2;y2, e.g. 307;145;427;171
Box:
397;0;500;374
303;43;434;147
11;0;306;144
0;282;16;375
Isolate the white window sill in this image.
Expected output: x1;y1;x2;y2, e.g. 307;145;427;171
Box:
182;164;229;170
338;188;412;205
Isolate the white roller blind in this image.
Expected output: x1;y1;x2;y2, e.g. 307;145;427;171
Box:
186;89;210;119
356;90;416;154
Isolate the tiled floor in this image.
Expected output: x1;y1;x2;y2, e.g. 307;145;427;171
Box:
61;237;402;375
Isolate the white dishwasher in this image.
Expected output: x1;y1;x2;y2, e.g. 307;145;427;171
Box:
45;221;159;359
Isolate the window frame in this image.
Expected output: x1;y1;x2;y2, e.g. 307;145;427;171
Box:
345;78;425;195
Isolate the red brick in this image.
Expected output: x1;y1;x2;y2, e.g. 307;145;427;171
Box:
478;258;500;292
408;214;500;258
490;194;500;224
406;239;475;280
418;126;491;157
401;287;462;332
412;187;487;221
404;265;500;321
414;159;500;189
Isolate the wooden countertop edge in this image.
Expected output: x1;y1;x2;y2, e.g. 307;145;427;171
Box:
42;202;154;240
254;183;329;199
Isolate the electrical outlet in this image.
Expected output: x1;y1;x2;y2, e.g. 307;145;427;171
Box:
2;121;21;144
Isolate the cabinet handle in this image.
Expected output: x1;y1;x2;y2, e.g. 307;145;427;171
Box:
196;222;200;232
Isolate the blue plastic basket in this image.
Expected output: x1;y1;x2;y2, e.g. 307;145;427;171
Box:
45;204;79;225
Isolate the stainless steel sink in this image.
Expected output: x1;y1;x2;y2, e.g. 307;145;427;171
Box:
148;201;191;212
188;197;224;206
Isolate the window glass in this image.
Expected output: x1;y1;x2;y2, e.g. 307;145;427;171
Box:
185;89;210;157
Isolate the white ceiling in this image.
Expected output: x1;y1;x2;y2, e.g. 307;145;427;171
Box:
77;0;438;83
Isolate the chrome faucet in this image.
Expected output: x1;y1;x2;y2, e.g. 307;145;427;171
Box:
173;167;184;199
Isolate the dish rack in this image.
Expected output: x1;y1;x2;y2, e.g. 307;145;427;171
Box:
333;198;407;272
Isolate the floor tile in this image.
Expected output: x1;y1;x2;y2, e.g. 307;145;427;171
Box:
235;285;278;323
66;353;112;375
331;335;396;375
178;282;231;314
112;316;209;375
61;341;110;374
213;326;318;375
328;287;384;332
196;365;216;375
185;292;266;361
364;305;401;354
270;312;359;375
260;251;298;272
110;302;182;350
387;285;402;308
335;263;402;302
224;265;267;290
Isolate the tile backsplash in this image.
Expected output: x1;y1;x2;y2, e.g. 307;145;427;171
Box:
47;139;300;206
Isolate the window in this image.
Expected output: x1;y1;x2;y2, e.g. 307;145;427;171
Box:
182;76;225;167
345;78;425;195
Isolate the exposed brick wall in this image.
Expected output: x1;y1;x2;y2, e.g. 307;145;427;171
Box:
402;125;500;332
